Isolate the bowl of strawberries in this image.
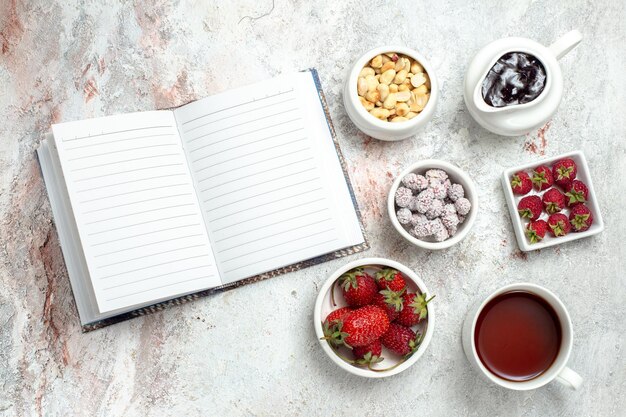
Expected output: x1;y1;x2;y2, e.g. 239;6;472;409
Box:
314;257;435;378
502;150;604;251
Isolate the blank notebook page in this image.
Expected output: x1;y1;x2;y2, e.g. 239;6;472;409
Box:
52;111;222;313
174;71;364;283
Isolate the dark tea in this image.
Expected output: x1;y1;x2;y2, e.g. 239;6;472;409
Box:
474;291;562;381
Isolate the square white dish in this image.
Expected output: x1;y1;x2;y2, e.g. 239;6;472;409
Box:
501;150;604;251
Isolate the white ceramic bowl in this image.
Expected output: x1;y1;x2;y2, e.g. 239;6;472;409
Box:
388;160;479;250
343;45;438;141
314;258;435;378
501;150;604;251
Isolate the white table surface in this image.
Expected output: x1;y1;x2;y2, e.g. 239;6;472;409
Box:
0;1;624;416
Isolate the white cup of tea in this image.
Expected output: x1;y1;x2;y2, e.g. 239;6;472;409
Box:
461;283;583;390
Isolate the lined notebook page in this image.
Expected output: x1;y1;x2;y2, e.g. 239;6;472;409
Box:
174;71;364;283
51;111;222;313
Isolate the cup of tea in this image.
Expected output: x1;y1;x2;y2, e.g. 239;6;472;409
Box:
461;283;582;390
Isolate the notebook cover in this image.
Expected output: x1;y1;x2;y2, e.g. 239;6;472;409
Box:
40;68;370;332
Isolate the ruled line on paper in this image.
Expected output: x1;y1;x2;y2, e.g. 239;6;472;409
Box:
84;203;195;225
192;136;307;165
92;223;201;246
183;97;297;134
82;193;192;214
222;238;339;273
77;173;188;193
220;228;335;263
74;163;184;182
105;275;212;301
68;143;177;161
198;127;305;159
87;213;198;236
211;198;324;232
196;147;311;178
80;183;189;204
64;125;173;142
209;167;316;199
204;177;320;208
214;208;329;243
218;220;333;254
103;265;213;291
199;157;314;187
94;233;204;258
97;244;208;269
189;118;303;152
65;134;176;151
208;188;323;223
181;89;294;127
186;108;299;143
70;153;180;172
100;254;209;279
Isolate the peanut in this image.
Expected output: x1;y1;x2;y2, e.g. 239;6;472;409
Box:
380;69;396;85
383;93;397;109
377;83;390;101
370;55;383;68
359;96;375;111
369;107;390;120
357;77;368;96
366;74;379;92
394;70;408;84
390;116;408;123
396;102;409;117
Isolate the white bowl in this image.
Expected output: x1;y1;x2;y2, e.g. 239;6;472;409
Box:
313;258;435;378
343;45;439;141
387;160;479;250
501;150;604;251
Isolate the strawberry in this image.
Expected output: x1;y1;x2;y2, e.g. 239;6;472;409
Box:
381;323;423;356
552;158;577;188
323;307;352;327
340;305;390;347
547;213;571;237
565;180;589;207
542;188;566;214
569;204;593;232
395;292;434;327
510;171;533;195
373;288;405;321
322;307;353;346
517;195;543;220
339;268;378;307
353;340;383;367
526;219;548;243
532;165;554;191
375;268;406;292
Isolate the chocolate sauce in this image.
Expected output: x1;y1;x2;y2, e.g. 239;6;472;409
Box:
481;52;547;107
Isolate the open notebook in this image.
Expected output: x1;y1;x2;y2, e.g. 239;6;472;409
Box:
38;69;367;331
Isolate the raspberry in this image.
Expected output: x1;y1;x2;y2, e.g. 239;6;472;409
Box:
396;208;413;225
443;203;456;216
455;197;471;216
430;181;447;200
413;220;435;238
401;173;428;191
425;199;444;220
441;212;460;230
395;187;413;208
431;218;449;242
414;188;434;214
425;169;448;182
447;183;464;202
411;213;428;226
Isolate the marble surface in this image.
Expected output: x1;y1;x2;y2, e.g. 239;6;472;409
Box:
1;1;625;416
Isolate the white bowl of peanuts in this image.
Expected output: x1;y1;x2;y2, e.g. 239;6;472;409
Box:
344;46;438;141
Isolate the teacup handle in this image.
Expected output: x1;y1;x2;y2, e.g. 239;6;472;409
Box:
555;366;583;390
549;30;583;60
